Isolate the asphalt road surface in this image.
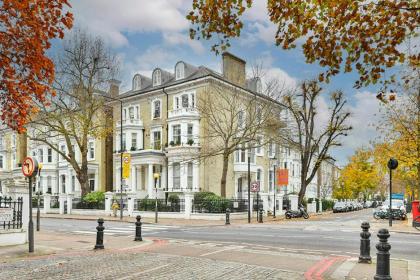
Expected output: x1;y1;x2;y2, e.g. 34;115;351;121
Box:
40;209;420;261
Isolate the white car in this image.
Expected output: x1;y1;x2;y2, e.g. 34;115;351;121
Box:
381;200;406;212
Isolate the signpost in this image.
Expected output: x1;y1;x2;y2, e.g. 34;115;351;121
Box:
251;181;260;221
22;157;39;253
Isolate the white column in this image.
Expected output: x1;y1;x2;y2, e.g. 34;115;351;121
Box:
318;199;323;213
148;164;154;197
180;162;187;190
105;192;113;215
277;195;284;214
131;166;136;192
94;171;98;192
161;164;167;190
261;193;269;216
184;192;193;219
66;193;73;214
168;162;173;191
138;166;143;191
127;193;136;216
43;194;51;214
289;194;298;211
193;162;199;191
59;194;66;214
116;167;121;192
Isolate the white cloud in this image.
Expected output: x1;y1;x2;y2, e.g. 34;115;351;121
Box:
163;32;205;54
71;0;191;47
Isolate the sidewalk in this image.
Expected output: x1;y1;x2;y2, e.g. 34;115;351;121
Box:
331;257;420;280
0;229;155;262
370;214;420;235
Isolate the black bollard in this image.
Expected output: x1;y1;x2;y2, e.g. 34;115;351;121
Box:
374;229;392;280
258;208;263;223
94;218;105;250
134;215;143;241
225;208;231;225
358;221;372;263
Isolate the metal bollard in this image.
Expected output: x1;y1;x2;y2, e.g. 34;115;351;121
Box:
134;215;143;241
225;208;231;225
94;218;105;250
358;221;372;263
374;229;392;280
258;208;263;223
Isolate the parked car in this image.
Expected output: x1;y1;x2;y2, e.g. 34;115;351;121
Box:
381;200;406;213
346;202;354;211
333;202;348;213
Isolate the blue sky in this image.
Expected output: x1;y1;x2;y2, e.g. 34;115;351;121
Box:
63;0;385;166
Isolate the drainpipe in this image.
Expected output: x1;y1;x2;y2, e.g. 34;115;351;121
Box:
162;88;169;203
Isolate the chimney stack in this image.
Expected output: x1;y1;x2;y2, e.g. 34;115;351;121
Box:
108;79;121;98
222;52;246;87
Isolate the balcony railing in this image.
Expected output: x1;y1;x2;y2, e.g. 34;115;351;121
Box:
168;107;199;118
116;118;143;126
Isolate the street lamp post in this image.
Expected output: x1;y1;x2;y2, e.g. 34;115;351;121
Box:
98;94;124;220
387;158;398;227
154;172;160;223
273;163;277;218
36;164;43;231
248;152;251;224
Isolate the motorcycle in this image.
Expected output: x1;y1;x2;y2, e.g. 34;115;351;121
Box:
285;205;309;219
373;208;406;220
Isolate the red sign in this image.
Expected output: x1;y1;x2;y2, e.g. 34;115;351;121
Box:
250;181;260;192
21;157;39;178
276;169;288;186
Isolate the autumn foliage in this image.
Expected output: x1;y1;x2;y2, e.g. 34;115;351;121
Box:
188;0;419;88
0;0;73;132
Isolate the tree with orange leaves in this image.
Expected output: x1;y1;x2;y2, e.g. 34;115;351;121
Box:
0;0;73;132
187;0;419;88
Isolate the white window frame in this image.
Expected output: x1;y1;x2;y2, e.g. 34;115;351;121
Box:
131;133;137;150
175;62;184;80
47;148;52;163
187;162;193;189
172;124;181;145
0;154;3;169
152;99;162;119
88;141;95;160
173;163;180;189
256;136;263;156
150;127;162;150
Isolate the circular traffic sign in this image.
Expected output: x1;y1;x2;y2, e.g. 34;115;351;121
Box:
21;157;39;177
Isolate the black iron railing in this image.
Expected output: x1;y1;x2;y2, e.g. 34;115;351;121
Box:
137;199;185;212
72;198;105;210
192;198;249;213
0;196;23;230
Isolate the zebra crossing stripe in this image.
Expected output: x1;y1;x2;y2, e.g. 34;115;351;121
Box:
72;230;116;236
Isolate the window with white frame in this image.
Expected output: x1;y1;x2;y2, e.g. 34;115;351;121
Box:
122;133;126;151
173;163;180;189
235;145;246;163
256;136;263;155
153;69;161;86
181;94;189;108
153;100;161;119
38;148;43;163
269;170;273;192
60;145;66;161
89;174;95;191
249;146;256;164
47;176;52;193
238;110;245;128
47;148;52;163
71;176;76;192
89;142;95;159
174;96;180;109
0;155;3;169
187;124;194;142
61;175;66;193
191;93;195;107
129;107;134;120
175;63;184;80
152;130;161;150
187;162;193;189
131;133;137;150
257;169;261;182
284;162;288;169
268;141;276;158
172;125;181;145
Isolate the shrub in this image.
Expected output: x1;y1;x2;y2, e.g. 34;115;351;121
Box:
322;199;335;211
168;194;180;204
194;192;215;201
83;191;105;204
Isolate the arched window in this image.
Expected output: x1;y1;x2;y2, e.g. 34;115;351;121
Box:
133;75;141;90
153;69;161;86
175;62;185;80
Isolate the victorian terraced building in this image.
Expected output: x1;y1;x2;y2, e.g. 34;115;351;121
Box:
0;53;338;206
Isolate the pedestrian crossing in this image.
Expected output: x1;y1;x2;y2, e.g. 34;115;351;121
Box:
72;224;179;236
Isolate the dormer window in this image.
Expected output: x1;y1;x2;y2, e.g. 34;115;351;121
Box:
133;75;141;90
153;69;161;86
175;62;185;80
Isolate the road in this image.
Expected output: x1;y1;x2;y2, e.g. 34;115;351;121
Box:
40;208;420;261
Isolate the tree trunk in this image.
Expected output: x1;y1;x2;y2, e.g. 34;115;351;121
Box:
220;153;229;198
77;156;89;196
298;178;306;204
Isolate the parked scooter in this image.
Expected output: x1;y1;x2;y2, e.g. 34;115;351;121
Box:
285;204;309;219
373;208;406;220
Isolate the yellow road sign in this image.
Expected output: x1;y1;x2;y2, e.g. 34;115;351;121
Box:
122;153;131;179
